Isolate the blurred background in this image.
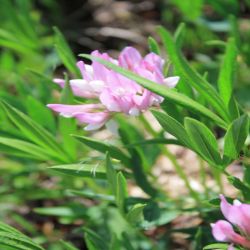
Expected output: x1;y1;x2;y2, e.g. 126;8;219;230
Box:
0;0;250;249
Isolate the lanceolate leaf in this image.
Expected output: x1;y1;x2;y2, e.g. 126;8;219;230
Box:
184;118;222;167
152;110;191;147
0;221;45;250
105;153;117;195
224;115;249;159
218;37;238;107
60;240;79;250
116;172;128;214
148;36;160;55
79;54;227;129
0;100;71;162
72;135;131;166
53;27;81;77
48;164;106;179
157;26;230;123
0;232;44;250
0;137;52;160
126;203;146;224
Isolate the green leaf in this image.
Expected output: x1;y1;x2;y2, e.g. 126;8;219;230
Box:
218;38;238;107
126;203;146;224
227;176;250;200
0;232;44;250
60;240;79;250
26;96;56;133
118;119;158;197
0;221;27;235
67;189;115;201
203;243;230;250
157;26;230;124
184;118;222;167
105;153;117;195
53;27;81;77
224;115;249;160
125;138;183;147
152;110;191;147
72;135;131;166
172;0;203;20
34;206;86;218
148;37;160;54
0;100;71;163
0;222;44;250
116;172;128;214
0;137;51;161
48;164;106;179
79;54;227;129
59;75;78;160
84;228;108;250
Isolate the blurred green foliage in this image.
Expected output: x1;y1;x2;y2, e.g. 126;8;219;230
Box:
0;0;249;249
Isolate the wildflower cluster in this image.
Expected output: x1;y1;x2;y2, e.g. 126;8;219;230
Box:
212;195;250;249
48;47;179;130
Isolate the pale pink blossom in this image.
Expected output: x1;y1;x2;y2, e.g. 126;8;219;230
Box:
211;195;250;249
48;47;179;130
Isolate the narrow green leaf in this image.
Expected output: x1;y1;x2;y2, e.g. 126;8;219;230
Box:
72;135;131;166
67;190;115;201
26;96;56;133
79;54;227;129
203;243;229;250
59;75;78;160
0;232;44;250
125;138;183;147
218;38;238;107
227;176;250;200
34;206;86;217
0;100;70;162
53;27;81;77
60;240;79;250
116;172;128;214
224;115;249;159
126;203;146;224
0;221;26;236
184;118;222;167
84;228;108;250
152;110;191;147
48;164;106;179
118;120;158;197
157;26;230;123
148;36;160;54
0;137;52;161
105;153;117;195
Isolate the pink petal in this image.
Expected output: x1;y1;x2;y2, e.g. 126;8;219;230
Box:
119;47;142;69
211;220;235;242
69;79;96;98
76;61;93;81
75;112;110;126
143;52;164;71
99;90;121;112
163;76;180;88
53;78;65;88
47;104;102;117
220;195;250;235
212;220;250;248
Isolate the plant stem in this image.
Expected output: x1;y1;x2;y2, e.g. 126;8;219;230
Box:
139;114;201;204
198;157;209;199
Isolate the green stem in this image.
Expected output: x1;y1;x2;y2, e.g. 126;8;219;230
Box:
198;158;209;199
211;167;224;193
139;115;201;204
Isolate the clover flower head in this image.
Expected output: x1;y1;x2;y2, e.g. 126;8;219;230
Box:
48;47;179;130
211;195;250;250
